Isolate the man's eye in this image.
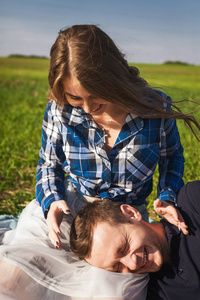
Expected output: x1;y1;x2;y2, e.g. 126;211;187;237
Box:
114;262;122;273
122;241;129;255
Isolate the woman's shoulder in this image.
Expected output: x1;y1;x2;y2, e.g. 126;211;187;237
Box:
152;89;169;100
46;100;71;113
151;89;172;111
44;101;88;127
44;100;73;122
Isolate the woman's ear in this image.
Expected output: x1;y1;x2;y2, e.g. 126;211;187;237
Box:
120;204;142;221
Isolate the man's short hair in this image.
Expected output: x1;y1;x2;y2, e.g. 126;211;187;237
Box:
70;200;132;260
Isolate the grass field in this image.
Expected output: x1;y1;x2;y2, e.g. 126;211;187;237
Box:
0;57;199;219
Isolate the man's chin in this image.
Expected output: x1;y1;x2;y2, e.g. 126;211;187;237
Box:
130;264;162;274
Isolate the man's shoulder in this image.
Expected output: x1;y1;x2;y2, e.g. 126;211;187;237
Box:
147;181;200;300
177;181;200;214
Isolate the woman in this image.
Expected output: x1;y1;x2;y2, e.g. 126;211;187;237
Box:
37;24;193;248
0;24;198;299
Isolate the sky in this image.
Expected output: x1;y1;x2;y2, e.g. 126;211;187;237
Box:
0;0;200;64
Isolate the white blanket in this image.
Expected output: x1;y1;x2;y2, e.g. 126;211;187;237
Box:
0;200;149;300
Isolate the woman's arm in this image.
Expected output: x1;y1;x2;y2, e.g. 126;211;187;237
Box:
36;101;66;215
36;101;70;247
156;116;188;233
157;117;185;203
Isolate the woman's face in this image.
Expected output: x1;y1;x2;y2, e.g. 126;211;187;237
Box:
63;76;115;117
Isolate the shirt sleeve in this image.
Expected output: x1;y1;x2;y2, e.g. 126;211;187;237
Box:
36;102;66;217
157;116;185;203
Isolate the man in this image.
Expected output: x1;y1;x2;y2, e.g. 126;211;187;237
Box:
70;181;200;300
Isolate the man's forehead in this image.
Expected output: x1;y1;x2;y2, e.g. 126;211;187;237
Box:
93;222;115;238
86;222;126;269
93;222;124;244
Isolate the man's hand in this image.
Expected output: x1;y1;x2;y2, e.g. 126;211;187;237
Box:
46;200;71;249
154;199;188;235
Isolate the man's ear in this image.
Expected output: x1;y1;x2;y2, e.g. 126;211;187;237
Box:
120;204;142;221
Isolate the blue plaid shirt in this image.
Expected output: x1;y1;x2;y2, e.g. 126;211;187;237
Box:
36;93;184;215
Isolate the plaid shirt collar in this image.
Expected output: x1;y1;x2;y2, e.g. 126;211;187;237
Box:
66;105;144;145
66;106;92;128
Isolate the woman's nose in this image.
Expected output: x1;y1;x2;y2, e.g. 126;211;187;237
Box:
82;99;100;114
82;100;93;114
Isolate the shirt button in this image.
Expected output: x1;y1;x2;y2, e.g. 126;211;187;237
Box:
178;268;183;274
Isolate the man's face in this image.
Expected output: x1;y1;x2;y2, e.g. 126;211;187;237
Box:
86;216;164;274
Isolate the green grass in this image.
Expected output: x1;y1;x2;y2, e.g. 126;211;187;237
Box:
0;57;49;214
0;57;199;218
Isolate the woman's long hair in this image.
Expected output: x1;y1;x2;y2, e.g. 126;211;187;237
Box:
48;24;200;139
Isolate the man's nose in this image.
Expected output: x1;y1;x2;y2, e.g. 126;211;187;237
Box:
120;254;137;272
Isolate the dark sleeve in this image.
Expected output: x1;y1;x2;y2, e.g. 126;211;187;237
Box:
177;180;200;212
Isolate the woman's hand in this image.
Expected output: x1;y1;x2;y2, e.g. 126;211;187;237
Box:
46;200;71;249
154;199;188;235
